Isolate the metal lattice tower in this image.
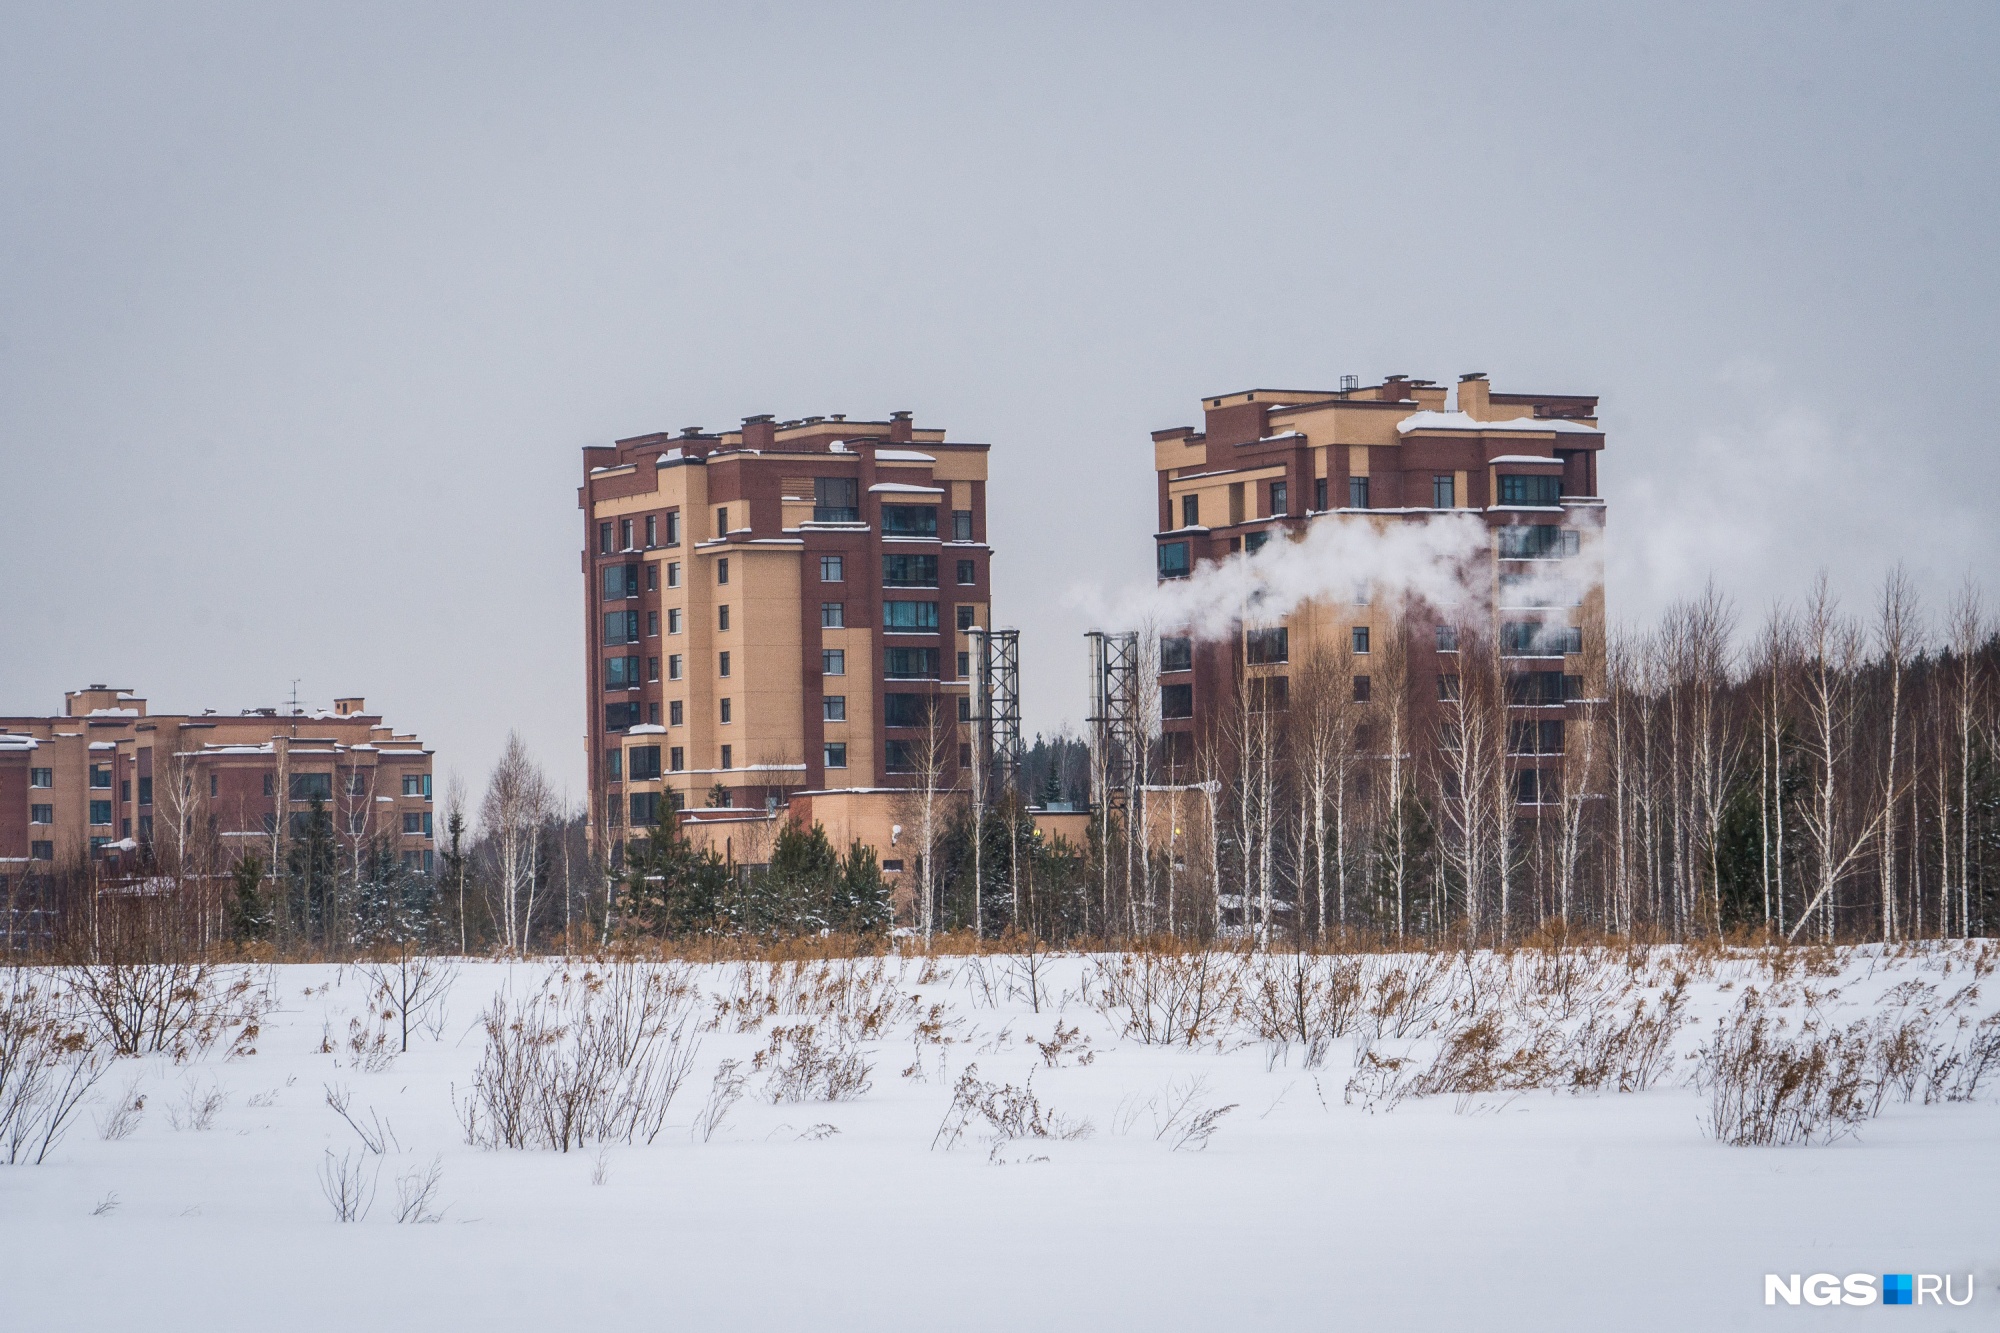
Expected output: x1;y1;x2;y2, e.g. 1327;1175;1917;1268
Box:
968;628;1022;805
1086;630;1140;806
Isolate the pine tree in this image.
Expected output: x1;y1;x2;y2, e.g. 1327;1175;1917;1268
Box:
228;853;270;943
620;814;729;936
285;795;338;945
837;839;893;934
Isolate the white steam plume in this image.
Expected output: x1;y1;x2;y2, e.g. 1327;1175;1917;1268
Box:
1068;512;1498;641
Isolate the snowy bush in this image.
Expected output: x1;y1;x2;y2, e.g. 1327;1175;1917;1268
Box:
458;963;701;1151
755;1023;873;1103
0;972;108;1164
59;961;265;1061
932;1063;1091;1157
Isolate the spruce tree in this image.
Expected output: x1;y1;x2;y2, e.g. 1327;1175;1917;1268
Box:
228;853;270;943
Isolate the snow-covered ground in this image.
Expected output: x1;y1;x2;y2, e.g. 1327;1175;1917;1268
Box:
3;944;1997;1332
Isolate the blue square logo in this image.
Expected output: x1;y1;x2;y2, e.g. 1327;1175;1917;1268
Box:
1884;1274;1913;1306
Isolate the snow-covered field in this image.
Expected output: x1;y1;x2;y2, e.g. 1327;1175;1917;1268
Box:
4;944;1998;1332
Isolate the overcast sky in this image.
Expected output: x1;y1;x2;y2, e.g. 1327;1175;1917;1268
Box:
3;1;1995;799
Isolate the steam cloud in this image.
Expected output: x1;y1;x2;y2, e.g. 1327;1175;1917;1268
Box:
1068;510;1603;642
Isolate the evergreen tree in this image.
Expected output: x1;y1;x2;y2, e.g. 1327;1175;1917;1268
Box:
228;853;270;943
620;815;730;936
353;837;435;951
763;820;842;931
836;839;893;934
285;794;338;945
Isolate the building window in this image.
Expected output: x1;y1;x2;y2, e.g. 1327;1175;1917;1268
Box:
30;805;52;824
31;841;53;861
402;812;430;835
1249;676;1289;712
668;608;681;634
884;600;939;631
402;773;430;798
606;702;641;731
645;565;658;592
666;511;680;546
882;859;903;873
89;800;112;826
667;561;681;588
1352;626;1371;654
620;519;633;550
1438;674;1461;701
885;647;940;679
631;792;660;827
717;557;729;585
884;554;939;586
720;698;733;724
1244;531;1269;555
138;776;152;806
956;605;976;631
90;765;111;789
1269;481;1288;515
884;740;916;772
1157;541;1191;580
1348;477;1370;509
598;522;612;555
209;773;218;797
1437;624;1459;653
957;559;976;585
824;742;847;769
1181;494;1199;528
647;611;659;637
648;656;661;682
648;702;660;725
605;655;642;688
823;696;846;721
1162;683;1194;718
822;601;845;628
718;605;731;632
719;651;731;677
29;767;52;788
645;515;657;547
1245;627;1288;665
820;555;844;582
1433;475;1455;509
1499;474;1562;506
1509;720;1566;756
1160;636;1193;672
882;505;938;537
715;507;728;535
956;651;970;676
603;610;639;644
1314;477;1327;511
720;745;733;770
262;773;274;797
953;510;974;541
814;477;859;523
630;746;662;779
1352;675;1372;703
670;747;685;772
668;654;683;680
823;649;845;675
956;696;974;722
606;749;622;780
1562;626;1584;655
670;700;684;726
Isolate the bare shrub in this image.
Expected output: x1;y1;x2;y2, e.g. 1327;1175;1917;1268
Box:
1363;954;1456;1038
1566;981;1690;1093
1031;1022;1095;1068
1343;1040;1417;1112
343;1012;398;1073
60;962;263;1060
458;962;702;1152
692;1059;747;1142
360;953;457;1054
166;1077;224;1132
932;1063;1091;1156
318;1147;379;1222
755;1023;873;1103
1092;950;1241;1048
393;1155;445;1223
325;1083;398;1154
1245;952;1365;1067
1697;994;1874;1146
1922;1013;2000;1104
96;1078;145;1140
1;972;108;1164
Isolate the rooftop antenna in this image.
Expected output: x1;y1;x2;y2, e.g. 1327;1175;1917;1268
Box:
1339;374;1359;394
289;679;302;737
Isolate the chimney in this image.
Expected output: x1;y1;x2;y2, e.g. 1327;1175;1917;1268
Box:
889;410;913;443
335;697;365;717
1457;372;1490;419
742;414;776;450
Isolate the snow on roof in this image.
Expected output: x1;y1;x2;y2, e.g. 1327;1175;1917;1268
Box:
829;440;850;453
87;708;140;717
0;734;37;751
89;741;117;750
868;482;944;495
625;724;667;736
874;449;936;462
1489;454;1562;465
656;448;684;464
1398;411;1599;435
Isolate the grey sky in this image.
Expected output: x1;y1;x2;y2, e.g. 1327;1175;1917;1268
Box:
4;2;1995;798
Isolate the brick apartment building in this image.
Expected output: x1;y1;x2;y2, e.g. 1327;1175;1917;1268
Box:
581;412;991;871
0;686;436;883
1149;373;1606;806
